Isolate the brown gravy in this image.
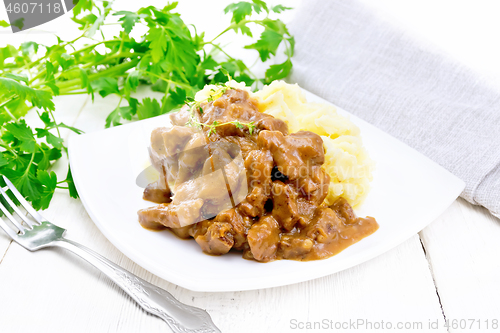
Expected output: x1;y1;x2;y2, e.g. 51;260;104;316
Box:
138;88;379;262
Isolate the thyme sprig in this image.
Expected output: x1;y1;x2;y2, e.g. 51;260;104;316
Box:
191;119;256;137
185;79;257;136
0;0;294;211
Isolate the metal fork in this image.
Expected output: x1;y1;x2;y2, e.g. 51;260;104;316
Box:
0;176;220;333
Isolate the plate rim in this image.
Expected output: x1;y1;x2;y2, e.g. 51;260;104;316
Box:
68;89;465;292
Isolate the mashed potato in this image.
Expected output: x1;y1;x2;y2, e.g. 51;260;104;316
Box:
194;80;374;207
254;81;373;207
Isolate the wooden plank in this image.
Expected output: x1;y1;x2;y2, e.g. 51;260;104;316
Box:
1;90;447;330
0;238;12;265
0;192;165;332
420;198;500;331
196;235;447;333
0;57;447;333
0;3;460;331
0;187;447;332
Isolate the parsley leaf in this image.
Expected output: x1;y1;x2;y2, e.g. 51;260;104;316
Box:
147;27;167;63
137;97;161;120
251;0;269;13
4;73;29;84
224;2;253;24
0;77;55;111
66;166;79;199
4;121;37;153
272;5;292;13
244;28;283;61
265;59;293;83
0;153;9;168
0;0;295;211
37;170;57;210
91;77;119;97
35;128;64;149
114;11;143;34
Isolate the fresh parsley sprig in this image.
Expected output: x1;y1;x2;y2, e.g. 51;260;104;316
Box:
0;0;294;210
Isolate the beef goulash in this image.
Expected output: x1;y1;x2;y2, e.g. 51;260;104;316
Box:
138;87;379;262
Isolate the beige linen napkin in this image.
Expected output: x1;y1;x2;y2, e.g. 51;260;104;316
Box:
288;0;500;218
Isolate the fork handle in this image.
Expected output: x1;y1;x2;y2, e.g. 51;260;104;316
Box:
53;238;220;333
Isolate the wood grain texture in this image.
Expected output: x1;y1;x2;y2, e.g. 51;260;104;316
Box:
0;60;496;333
0;92;447;333
420;198;500;331
0;194;446;333
1;2;499;331
0;237;12;265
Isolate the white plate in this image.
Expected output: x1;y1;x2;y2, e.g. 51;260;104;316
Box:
68;90;465;292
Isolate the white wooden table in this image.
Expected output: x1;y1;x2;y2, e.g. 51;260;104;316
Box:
1;1;500;332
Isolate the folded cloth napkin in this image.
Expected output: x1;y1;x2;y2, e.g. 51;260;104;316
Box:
288;0;500;218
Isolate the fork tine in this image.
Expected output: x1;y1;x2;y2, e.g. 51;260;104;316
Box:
0;211;20;240
0;187;36;228
2;176;44;224
0;200;26;235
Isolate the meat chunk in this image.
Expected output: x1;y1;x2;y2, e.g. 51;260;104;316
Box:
171;132;209;186
297;166;330;205
331;197;357;224
202;89;258;124
258;129;330;203
247;215;280;262
162;126;201;157
256;116;288;135
137;209;167;231
137;199;204;229
279;235;314;259
214;208;253;250
210;142;247;205
149;125;209;192
258;130;324;171
189;220;212;238
139;88;379;263
286;131;325;165
144;135;172;204
143;167;171;204
169;225;192;239
161;143;240;223
238;150;273;217
304;207;342;243
201;89;288;136
194;222;234;255
271;181;299;231
257;130;325;180
209;135;258;160
141;123;247;229
296;197;317;227
149;127;170;171
169;105;191;126
143;184;171;204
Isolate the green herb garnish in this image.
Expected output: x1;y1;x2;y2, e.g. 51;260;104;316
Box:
0;0;294;209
